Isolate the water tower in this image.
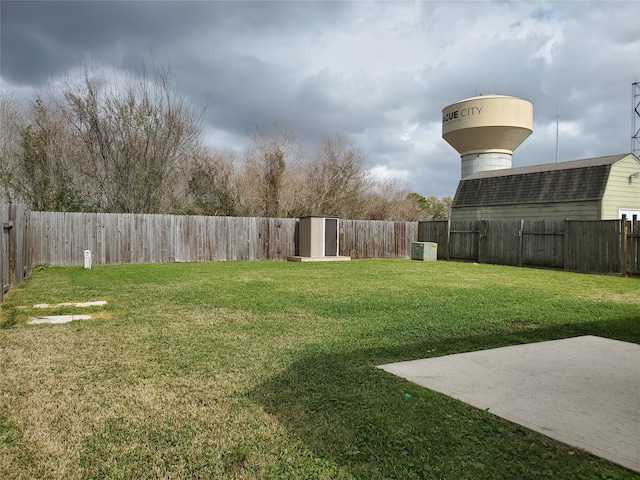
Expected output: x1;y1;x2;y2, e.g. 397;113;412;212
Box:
442;95;533;178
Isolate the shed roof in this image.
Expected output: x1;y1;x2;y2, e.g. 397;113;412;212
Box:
452;154;631;208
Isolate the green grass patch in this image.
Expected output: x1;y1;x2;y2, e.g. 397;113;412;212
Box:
0;260;639;479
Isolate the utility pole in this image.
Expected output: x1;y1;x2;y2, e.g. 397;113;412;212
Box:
633;82;640;157
556;100;560;163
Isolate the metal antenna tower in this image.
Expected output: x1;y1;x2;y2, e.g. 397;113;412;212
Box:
633;82;640;157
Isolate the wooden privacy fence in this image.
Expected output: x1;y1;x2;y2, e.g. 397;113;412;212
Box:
30;212;418;266
419;219;640;275
31;213;299;265
0;202;32;303
4;206;638;303
340;219;417;259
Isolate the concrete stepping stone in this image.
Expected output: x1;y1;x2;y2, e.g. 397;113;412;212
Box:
28;315;93;324
33;300;107;309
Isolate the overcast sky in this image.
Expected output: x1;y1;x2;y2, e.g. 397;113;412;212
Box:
2;1;639;198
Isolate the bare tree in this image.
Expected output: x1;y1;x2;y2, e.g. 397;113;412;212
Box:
365;178;430;221
10;96;87;211
59;65;201;213
263;144;285;217
277;162;308;218
0;93;22;203
238;126;301;217
186;150;238;216
303;135;370;219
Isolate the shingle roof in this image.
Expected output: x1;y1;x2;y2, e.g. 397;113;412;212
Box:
452;154;630;208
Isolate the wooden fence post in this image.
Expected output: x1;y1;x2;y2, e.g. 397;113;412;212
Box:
8;204;16;288
478;220;487;264
446;219;451;260
622;220;629;276
517;219;524;267
563;220;569;271
0;202;5;302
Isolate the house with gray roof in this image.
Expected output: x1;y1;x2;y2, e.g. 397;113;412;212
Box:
450;153;640;221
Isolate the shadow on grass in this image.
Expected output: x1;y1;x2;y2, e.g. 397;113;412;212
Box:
248;319;640;480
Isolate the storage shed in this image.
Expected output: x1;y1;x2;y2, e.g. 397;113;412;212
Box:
450;153;640;221
288;216;351;262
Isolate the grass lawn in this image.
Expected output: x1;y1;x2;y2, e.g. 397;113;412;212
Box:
1;259;639;479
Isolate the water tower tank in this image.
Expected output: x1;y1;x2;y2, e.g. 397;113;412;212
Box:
442;95;533;178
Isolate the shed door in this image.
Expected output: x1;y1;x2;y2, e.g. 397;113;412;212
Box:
324;218;338;256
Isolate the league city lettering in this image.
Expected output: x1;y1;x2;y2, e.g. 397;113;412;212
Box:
442;106;483;123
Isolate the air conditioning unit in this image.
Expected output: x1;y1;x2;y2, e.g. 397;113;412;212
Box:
411;242;438;261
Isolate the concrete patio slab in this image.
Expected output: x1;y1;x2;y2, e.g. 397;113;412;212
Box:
378;336;640;473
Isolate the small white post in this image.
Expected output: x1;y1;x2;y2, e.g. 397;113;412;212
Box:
84;250;92;269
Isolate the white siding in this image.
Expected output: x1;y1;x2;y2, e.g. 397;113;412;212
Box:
601;154;640;219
